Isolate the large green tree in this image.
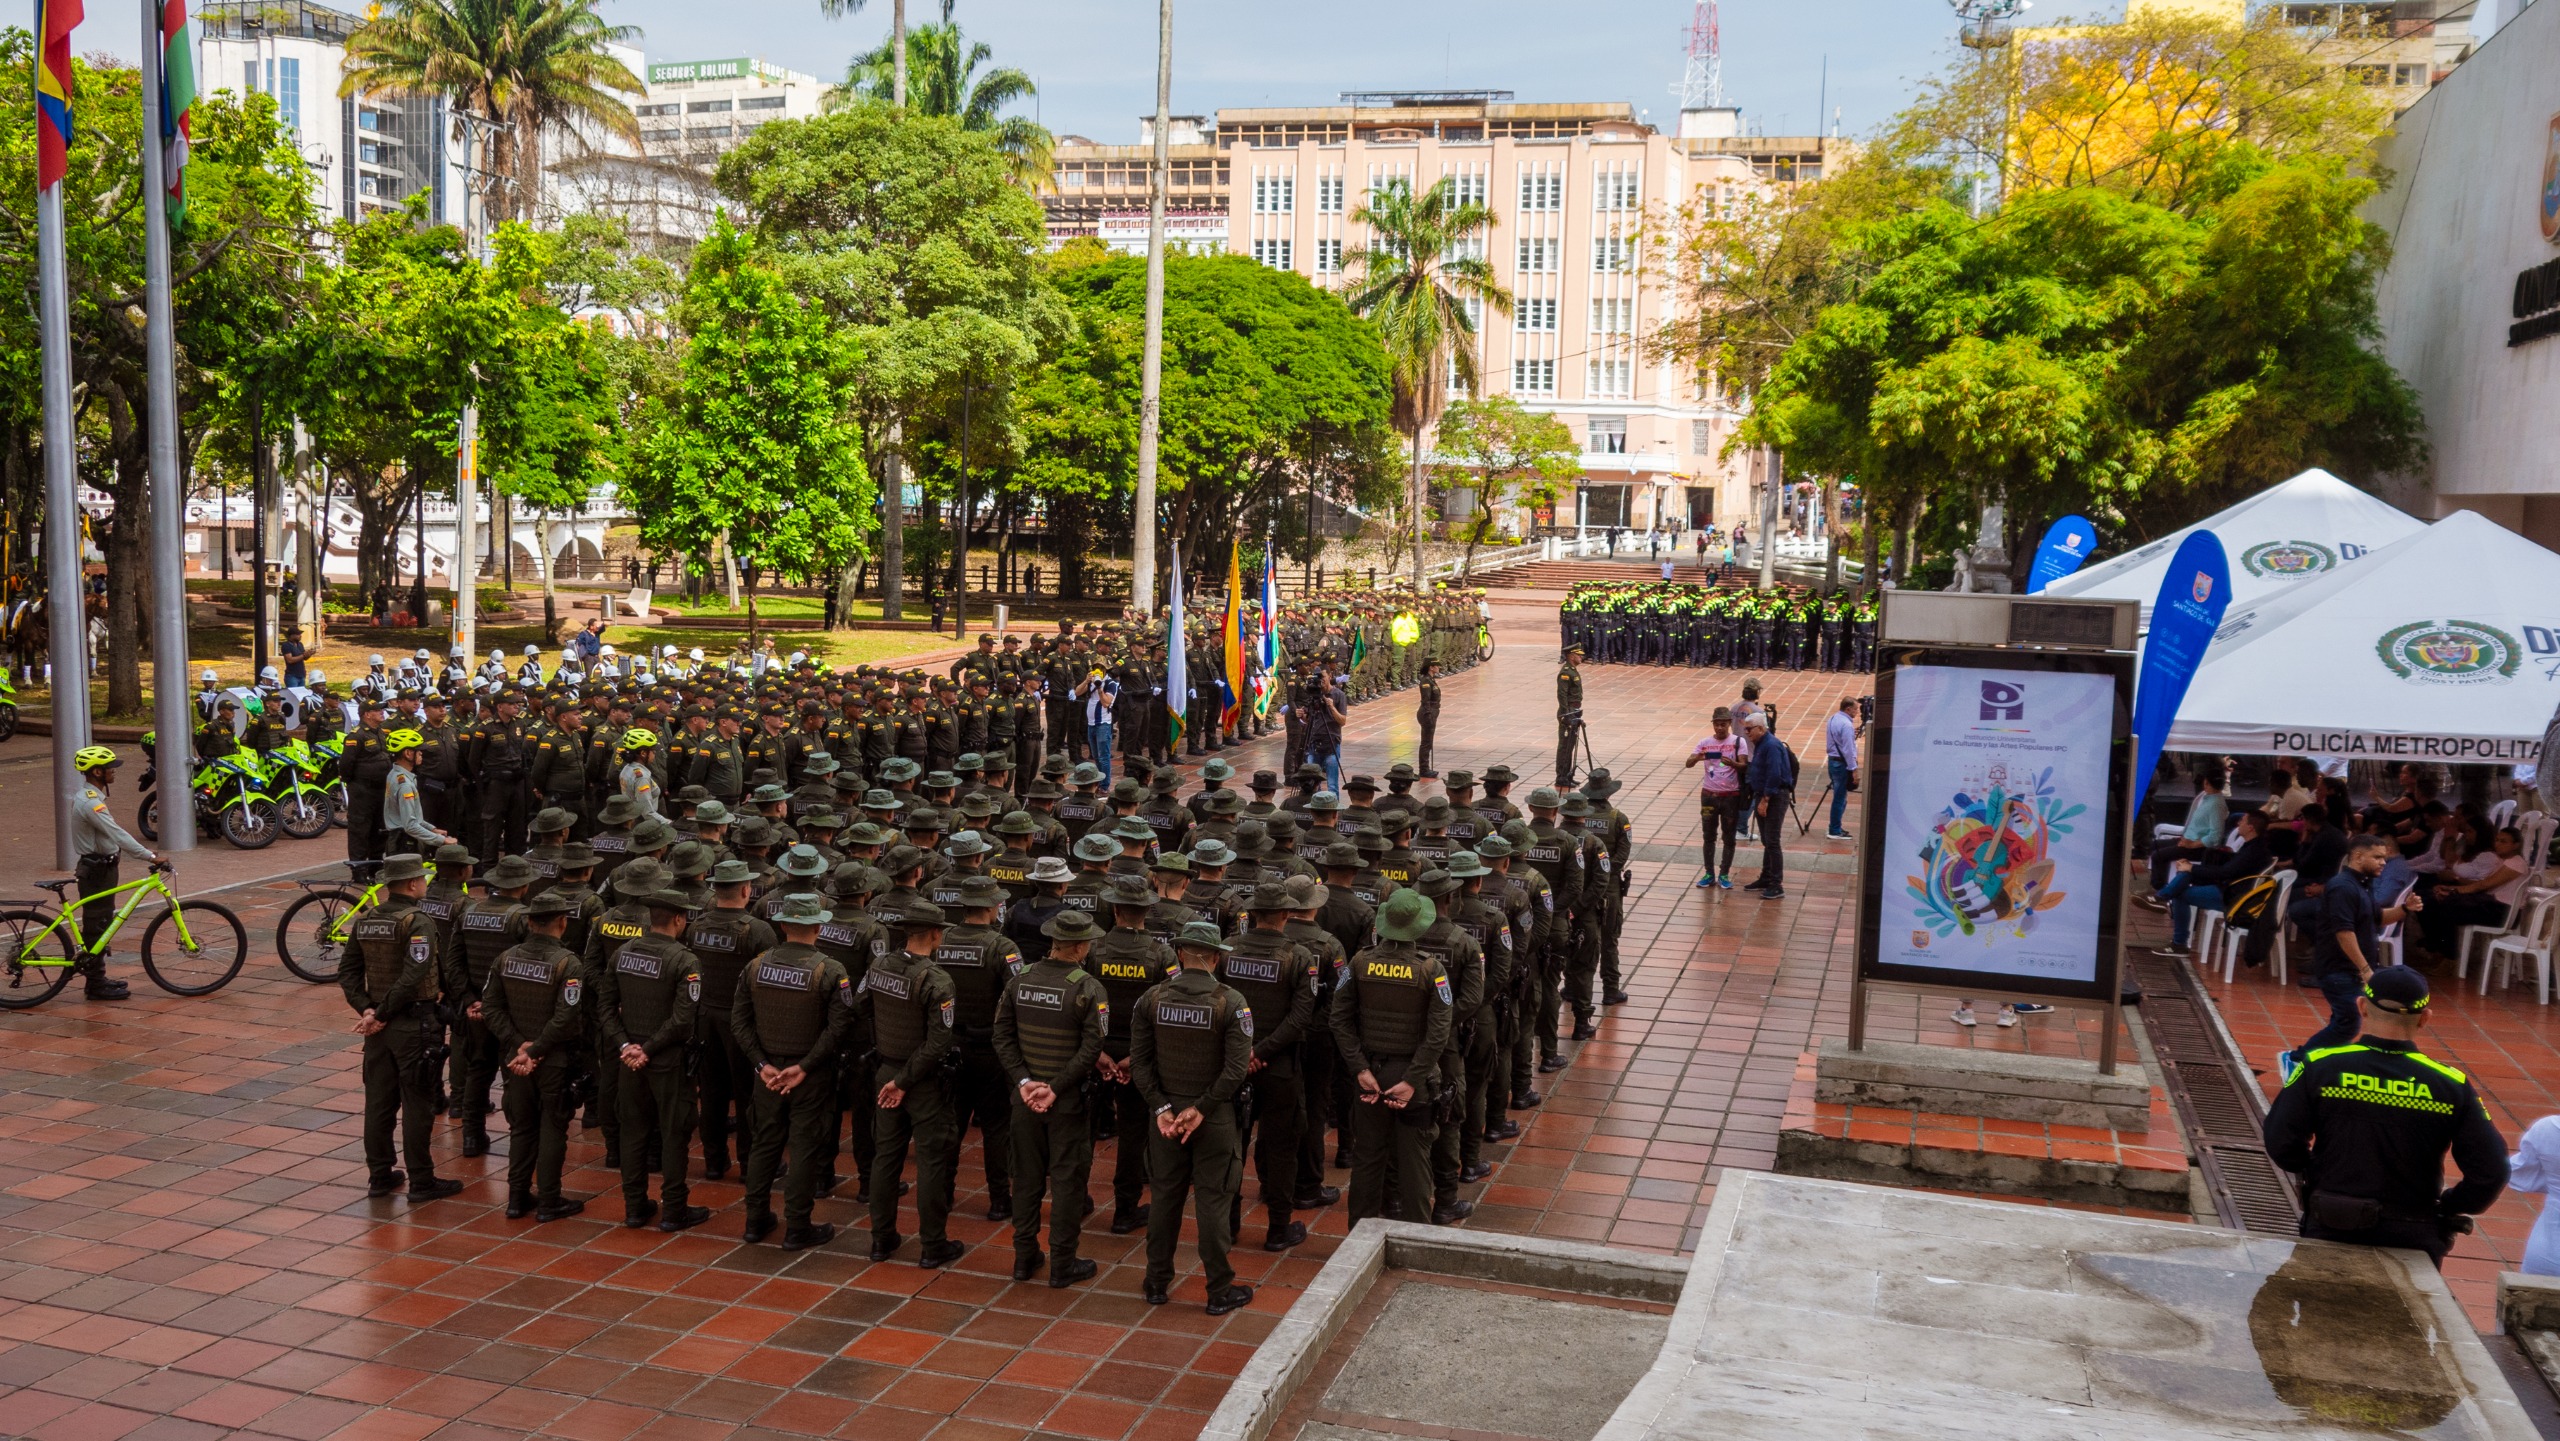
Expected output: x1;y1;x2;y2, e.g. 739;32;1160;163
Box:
1435;396;1578;577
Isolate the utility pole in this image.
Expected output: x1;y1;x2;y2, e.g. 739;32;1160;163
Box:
875;0;911;622
1757;446;1780;590
455;404;478;666
1132;0;1173;618
250;389;270;679
37;49;90;870
142;0;193;851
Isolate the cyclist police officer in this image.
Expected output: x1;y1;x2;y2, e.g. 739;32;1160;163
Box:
70;745;164;1000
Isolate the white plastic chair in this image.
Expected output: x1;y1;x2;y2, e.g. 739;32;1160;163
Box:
2490;797;2519;830
2374;881;2418;970
2190;860;2272;967
2214;870;2295;986
2482;890;2560;1004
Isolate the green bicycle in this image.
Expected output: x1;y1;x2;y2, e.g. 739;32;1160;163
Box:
0;862;250;1009
276;861;436;985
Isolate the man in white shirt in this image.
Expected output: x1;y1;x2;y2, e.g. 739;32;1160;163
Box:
1824;697;1860;840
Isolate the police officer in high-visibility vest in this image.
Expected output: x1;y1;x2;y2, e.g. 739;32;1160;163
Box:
1331;889;1455;1225
482;890;586;1221
339;853;465;1202
1131;921;1255;1315
2263;966;2507;1265
732;891;855;1247
993;908;1111;1287
596;887;709;1233
861;899;966;1268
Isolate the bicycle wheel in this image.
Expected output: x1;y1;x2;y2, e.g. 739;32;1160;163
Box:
141;900;248;997
278;792;334;841
276;888;361;984
222;800;281;850
0;908;76;1010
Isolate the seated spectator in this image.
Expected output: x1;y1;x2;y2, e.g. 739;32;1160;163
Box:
2406;806;2476;878
2269;759;2318;824
2148;767;2231;893
2416;825;2526;963
2151;809;2274;956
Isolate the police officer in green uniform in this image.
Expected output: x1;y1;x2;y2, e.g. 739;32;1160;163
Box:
1224;883;1320;1252
483;890;586;1221
1132;922;1256;1315
1090;874;1178;1233
733;892;856;1246
687;860;776;1182
1555;643;1585;788
993;908;1111;1287
1331;889;1454;1224
862;900;967;1267
1413;867;1484;1225
583;856;669;1169
939;875;1026;1221
339;853;465;1202
2263;966;2507;1265
448;855;536;1156
597;887;708;1231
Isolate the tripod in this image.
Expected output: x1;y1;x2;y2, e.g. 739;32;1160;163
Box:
1790;776;1833;837
1561;715;1602;789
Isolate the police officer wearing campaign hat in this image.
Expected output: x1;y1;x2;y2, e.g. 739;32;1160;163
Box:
597;887;709;1232
687;860;777;1182
1331;889;1455;1225
340;854;466;1202
733;892;856;1247
1223;883;1321;1252
862;898;967;1267
940;874;1028;1221
1132;921;1256;1315
482;890;587;1221
448;855;537;1156
2262;966;2507;1264
993;908;1112;1286
1090;872;1178;1233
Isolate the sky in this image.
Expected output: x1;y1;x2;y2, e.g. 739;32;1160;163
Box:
71;0;2090;144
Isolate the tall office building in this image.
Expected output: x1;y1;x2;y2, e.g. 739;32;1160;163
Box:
198;0;460;226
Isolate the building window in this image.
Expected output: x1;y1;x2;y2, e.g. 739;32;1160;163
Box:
357;110;380;131
638;102;680;117
1587;359;1634;398
1691;419;1713;454
1591;298;1635;334
642;128;682;143
1593;236;1635;273
1518;298;1558;332
740;94;786;110
1442;236;1484;266
1317;175;1345;213
1588;416;1628;453
688;124;733;139
1252;238;1294;269
1518;172;1563;211
1517;237;1560;273
2344;63;2390;85
359;174;378;196
266;56;300;133
1449;171;1486;207
1512;358;1556;395
1253;175;1295;213
1314;237;1343;273
1593;169;1640;211
688;98;734;113
2394;63;2425;85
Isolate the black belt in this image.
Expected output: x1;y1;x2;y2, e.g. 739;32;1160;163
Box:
78;852;117;866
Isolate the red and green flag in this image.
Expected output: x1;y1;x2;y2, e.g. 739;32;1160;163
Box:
158;0;197;227
35;0;83;194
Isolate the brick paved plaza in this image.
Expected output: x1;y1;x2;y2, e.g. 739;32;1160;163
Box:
2;595;2555;1439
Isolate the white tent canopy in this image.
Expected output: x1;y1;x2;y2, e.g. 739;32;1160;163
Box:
2044;468;2424;615
2161;510;2560;764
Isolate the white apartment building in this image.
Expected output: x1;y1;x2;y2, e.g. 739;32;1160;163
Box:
1049;93;1851;535
545;56;828;247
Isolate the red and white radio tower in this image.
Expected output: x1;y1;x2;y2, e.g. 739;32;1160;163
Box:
1680;1;1725;111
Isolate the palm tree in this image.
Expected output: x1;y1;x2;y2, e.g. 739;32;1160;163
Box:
830;0;1054;190
1344;176;1512;589
819;0;906;106
341;0;645;228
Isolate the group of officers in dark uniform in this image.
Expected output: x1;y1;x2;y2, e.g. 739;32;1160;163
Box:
336;636;1633;1312
1560;581;1878;672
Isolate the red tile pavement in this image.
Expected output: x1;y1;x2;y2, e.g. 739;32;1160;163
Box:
2;596;2543;1439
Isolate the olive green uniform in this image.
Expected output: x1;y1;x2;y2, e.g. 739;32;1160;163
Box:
1221;928;1320;1238
687;907;778;1178
732;942;855;1231
938;921;1025;1210
595;931;703;1215
1330;940;1454;1224
1131;969;1253;1294
1416;915;1484;1212
860;948;961;1248
481;938;585;1206
339;897;445;1189
583;894;654;1160
1555;662;1583;787
992;960;1110;1267
1090;927;1177;1218
447;893;529;1149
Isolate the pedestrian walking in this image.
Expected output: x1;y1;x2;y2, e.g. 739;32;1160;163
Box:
1685;708;1746;889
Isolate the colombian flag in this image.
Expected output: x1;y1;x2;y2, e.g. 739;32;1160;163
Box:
1220;541;1246;732
37;0;83;194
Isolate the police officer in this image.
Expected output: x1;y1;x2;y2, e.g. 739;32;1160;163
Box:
447;855;536;1156
383;729;455;854
339;854;465;1202
343;697;394;869
939;875;1026;1222
2262;966;2507;1265
468;689;536;861
1331;889;1454;1225
1090;874;1178;1234
733;892;855;1246
993;908;1110;1287
1415;660;1442;778
66;746;159;1001
687;861;776;1182
862;899;966;1268
1224;883;1319;1252
1131;922;1255;1316
1554;642;1585;789
482;890;586;1221
598;887;708;1231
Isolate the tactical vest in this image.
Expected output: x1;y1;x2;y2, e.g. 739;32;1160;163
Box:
499;942;572;1040
816;911;885;980
355;903;438;1005
1353;945;1432;1058
1341;805;1381;837
1009;965;1090;1079
1523;824;1572;892
987;851;1033;900
1090;931;1168;1043
1056;794;1101;835
1143;899;1195;946
1062;875;1107;915
1376;848;1418;888
751;946;829;1059
1297;828;1338;865
1412;834;1453;867
935;926;1013;1039
686;911;759;1011
1220;931;1304;1051
1445;811;1483;848
458;896;527;991
927;875;970;913
1148;980;1230;1099
613;935;685;1042
417;883;462;931
866;957;929;1063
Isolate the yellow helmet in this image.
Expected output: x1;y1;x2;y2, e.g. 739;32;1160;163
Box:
73;745;120;772
621;728;659;750
385;728;424;753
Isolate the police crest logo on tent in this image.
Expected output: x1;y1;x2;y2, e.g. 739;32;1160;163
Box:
2375;621;2522;685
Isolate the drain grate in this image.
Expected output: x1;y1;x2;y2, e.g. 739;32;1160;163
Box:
2131;954;2302;1235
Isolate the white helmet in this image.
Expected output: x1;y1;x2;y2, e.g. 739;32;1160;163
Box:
637;670;656;685
490;649;505;663
368;654;384;667
524;644;539;656
788;651;807;667
259;665;280;683
599;644;617;656
414;648;431;661
450;646;465;658
310;669;330;686
688;647;704;661
199;667;218;686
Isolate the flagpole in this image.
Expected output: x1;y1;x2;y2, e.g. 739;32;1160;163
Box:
142;0;195;853
37;0;90;872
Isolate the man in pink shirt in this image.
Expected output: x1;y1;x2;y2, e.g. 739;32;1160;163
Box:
1684;706;1750;889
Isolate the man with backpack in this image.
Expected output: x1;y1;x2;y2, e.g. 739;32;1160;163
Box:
1741;714;1795;900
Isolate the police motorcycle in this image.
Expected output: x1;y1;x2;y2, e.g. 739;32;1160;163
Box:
136;725;286;850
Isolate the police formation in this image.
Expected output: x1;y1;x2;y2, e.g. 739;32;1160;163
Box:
1558;581;1878;671
331;627;1609;1319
